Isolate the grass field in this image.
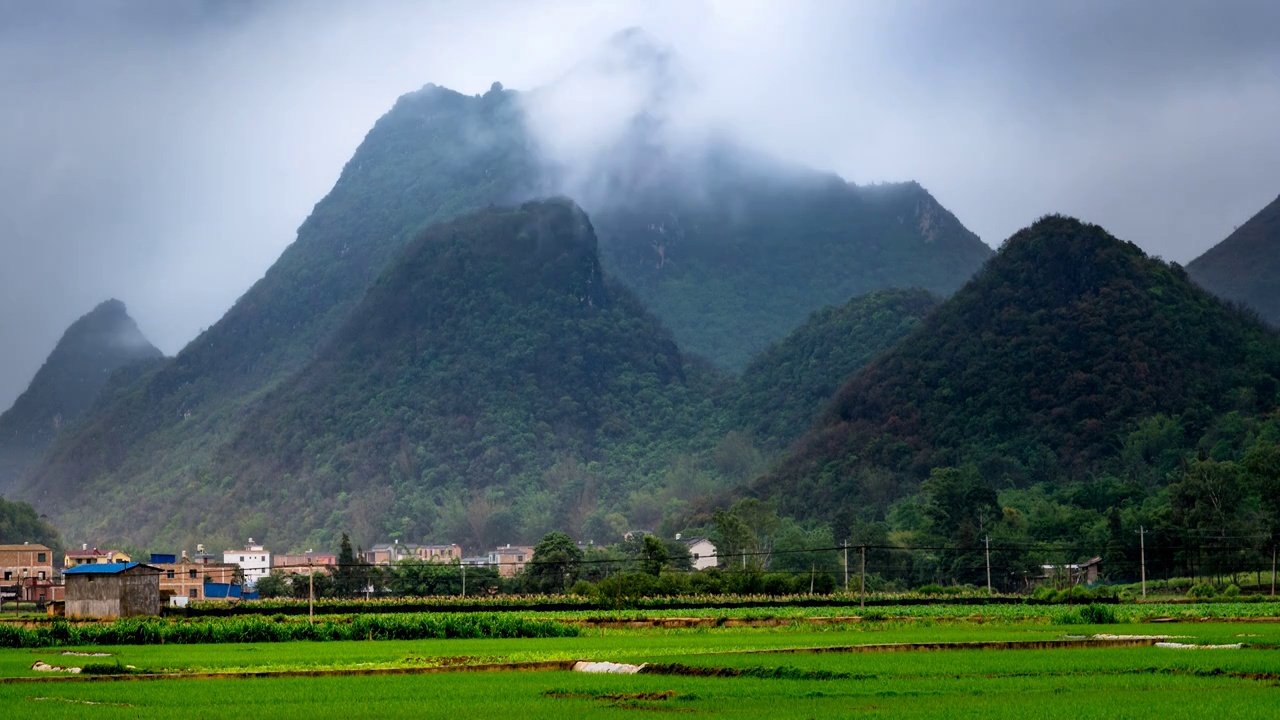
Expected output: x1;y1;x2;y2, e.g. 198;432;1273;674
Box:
0;617;1276;717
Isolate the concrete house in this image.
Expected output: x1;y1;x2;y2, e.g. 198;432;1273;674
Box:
150;553;240;604
223;539;271;586
487;545;535;578
63;563;162;618
0;543;59;603
64;545;131;567
364;542;463;566
679;536;718;571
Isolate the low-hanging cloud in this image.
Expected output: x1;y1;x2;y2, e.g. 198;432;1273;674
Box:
1;0;1277;409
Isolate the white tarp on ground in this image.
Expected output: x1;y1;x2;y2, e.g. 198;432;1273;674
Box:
573;661;647;674
1155;642;1243;649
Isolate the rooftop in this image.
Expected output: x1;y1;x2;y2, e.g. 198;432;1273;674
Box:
63;562;160;575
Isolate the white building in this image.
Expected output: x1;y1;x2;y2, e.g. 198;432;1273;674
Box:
680;536;718;571
223;539;272;586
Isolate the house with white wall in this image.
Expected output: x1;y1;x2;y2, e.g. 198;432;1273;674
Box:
223;539;272;586
679;535;718;571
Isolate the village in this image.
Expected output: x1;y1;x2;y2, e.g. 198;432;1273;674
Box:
0;534;725;619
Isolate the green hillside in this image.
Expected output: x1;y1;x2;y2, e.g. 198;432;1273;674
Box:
0;300;161;493
735;289;938;450
19;77;988;549
36;201;735;549
1188;194;1280;326
17;84;535;524
753;216;1280;567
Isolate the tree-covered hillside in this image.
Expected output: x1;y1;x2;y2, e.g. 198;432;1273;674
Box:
20;75;988;549
0;300;161;493
18;83;536;524
735;289;938;450
1188;194;1280;327
37;201;736;550
756;216;1280;535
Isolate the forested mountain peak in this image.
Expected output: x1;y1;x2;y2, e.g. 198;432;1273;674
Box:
1187;194;1280;326
0;299;161;493
754;215;1280;534
36;201;721;549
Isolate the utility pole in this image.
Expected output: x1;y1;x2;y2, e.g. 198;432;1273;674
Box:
308;553;314;624
843;543;849;593
860;546;866;610
984;535;992;594
1139;526;1147;599
461;561;466;598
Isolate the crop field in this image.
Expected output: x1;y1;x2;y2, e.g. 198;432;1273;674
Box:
0;615;1276;718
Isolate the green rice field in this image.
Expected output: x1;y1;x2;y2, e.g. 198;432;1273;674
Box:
0;612;1277;718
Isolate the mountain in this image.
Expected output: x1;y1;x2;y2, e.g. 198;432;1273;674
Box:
32;201;730;550
735;289;939;450
17;83;537;534
1187;194;1280;326
0;300;162;494
593;173;989;370
754;216;1280;531
20;65;988;547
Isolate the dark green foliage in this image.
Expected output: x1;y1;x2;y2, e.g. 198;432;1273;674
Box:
1188;194;1280;326
193;200;726;548
0;613;578;649
0;300;161;493
0;496;60;549
527;531;585;592
758;216;1280;536
638;536;669;576
735;289;938;448
332;534;366;597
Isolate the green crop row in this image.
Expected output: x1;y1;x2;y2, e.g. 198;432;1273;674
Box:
0;613;578;649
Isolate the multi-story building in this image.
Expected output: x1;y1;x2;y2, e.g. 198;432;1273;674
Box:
487;544;535;578
0;543;59;603
150;553;240;603
273;552;337;576
223;539;271;587
64;545;131;567
363;542;463;565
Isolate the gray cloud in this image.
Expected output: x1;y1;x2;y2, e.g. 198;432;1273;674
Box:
1;0;1277;408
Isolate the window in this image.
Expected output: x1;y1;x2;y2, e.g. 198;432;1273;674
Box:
239;556;245;562
189;569;198;579
189;588;198;598
2;571;9;580
37;553;46;563
38;571;46;580
167;570;175;579
693;553;700;560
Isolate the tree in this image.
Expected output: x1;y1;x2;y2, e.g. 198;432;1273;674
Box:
0;497;60;552
331;533;365;597
254;573;289;599
639;535;668;576
527;531;583;592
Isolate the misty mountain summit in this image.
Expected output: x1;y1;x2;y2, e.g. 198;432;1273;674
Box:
1188;193;1280;327
0;299;162;493
18;51;990;546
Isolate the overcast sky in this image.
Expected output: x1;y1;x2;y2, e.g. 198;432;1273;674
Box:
1;0;1278;409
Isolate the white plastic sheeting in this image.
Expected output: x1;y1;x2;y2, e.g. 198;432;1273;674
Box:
572;661;647;674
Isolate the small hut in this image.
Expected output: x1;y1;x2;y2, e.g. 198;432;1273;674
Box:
63;563;162;618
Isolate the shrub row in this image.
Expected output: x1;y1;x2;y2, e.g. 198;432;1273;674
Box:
0;613;578;649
